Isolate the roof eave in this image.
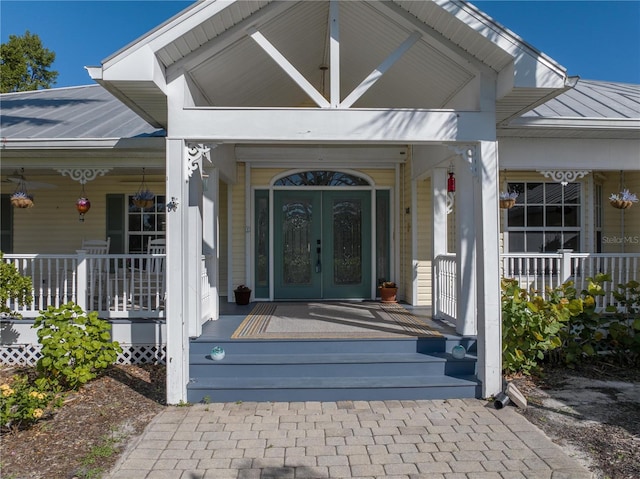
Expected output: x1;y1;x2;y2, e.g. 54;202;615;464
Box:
0;137;166;150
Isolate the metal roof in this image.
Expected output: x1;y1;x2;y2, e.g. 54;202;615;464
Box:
0;80;637;142
498;80;640;139
526;80;640;119
0;84;163;140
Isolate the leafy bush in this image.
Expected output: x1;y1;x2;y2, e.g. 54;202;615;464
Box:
33;302;122;390
0;251;33;318
607;280;640;359
501;278;579;374
502;274;640;374
556;275;609;365
0;374;63;432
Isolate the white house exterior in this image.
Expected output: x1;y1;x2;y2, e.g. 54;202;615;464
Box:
1;1;639;404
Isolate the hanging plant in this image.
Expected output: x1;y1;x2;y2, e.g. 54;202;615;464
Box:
133;168;155;209
609;189;638;209
10;190;34;209
499;191;519;209
10;175;34;208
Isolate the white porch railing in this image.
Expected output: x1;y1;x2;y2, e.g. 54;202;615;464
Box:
3;252;168;319
433;251;640;319
433;254;457;322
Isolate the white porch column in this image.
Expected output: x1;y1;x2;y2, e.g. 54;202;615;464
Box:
454;151;477;336
203;167;220;323
185;150;204;338
473;141;502;399
431;167;448;317
431;168;449;257
165;138;189;404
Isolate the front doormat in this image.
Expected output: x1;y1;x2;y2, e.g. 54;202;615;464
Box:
231;301;441;339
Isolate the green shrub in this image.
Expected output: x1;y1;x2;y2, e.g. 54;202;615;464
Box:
501;278;579;374
553;275;609;365
0;251;33;318
33;302;122;390
502;274;640;374
0;374;63;432
607;280;640;359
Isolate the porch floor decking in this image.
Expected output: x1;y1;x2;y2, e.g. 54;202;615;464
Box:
203;300;459;340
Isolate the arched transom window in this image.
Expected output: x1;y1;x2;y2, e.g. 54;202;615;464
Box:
274;171;370;187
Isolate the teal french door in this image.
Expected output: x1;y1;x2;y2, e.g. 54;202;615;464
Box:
274;190;371;299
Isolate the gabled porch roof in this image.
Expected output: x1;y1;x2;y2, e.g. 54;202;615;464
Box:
87;0;573;130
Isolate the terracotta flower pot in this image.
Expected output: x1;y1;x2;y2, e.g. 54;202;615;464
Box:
379;287;398;303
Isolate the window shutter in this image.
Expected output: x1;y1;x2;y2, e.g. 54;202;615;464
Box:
106;194;125;254
0;194;12;253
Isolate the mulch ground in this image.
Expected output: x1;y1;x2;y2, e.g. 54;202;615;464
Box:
509;360;640;479
0;365;166;479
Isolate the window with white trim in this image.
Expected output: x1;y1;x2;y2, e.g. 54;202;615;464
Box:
127;195;166;253
506;182;581;253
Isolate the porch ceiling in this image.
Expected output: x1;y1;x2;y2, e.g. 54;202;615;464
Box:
91;0;570;131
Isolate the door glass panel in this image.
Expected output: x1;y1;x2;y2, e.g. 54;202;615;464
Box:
376;191;390;285
332;199;362;285
255;191;269;297
282;198;313;285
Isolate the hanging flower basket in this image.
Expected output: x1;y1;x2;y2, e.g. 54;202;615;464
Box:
499;199;516;209
11;193;34;208
133;197;154;209
499;191;518;209
10;176;34;208
133;168;155;209
609;190;638;210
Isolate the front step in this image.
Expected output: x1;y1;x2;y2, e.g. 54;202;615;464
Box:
187;336;480;403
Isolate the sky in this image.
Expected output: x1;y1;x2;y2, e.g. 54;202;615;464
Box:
1;0;639;88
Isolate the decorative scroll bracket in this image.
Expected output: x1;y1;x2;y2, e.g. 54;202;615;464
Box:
448;145;477;177
538;170;590;186
185;142;218;180
56;168;112;185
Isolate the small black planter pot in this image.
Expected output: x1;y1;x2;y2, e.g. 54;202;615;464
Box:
234;289;252;305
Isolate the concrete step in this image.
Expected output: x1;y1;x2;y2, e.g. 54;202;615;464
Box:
189;352;477;378
186;374;482;403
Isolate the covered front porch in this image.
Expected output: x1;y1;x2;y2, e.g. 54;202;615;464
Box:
3;0;587;404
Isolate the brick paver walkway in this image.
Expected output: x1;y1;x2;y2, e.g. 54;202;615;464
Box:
106;399;592;479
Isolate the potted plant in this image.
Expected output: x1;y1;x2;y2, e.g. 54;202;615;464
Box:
234;284;252;305
499;191;519;209
609;189;638;209
10;190;34;208
133;189;155;209
378;281;398;303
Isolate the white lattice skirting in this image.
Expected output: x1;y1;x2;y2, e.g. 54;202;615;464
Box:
0;344;166;366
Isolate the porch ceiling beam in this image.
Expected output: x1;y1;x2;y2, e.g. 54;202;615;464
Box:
165;1;293;83
168;108;495;142
370;1;493;77
329;0;340;107
247;27;331;109
340;31;422;109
